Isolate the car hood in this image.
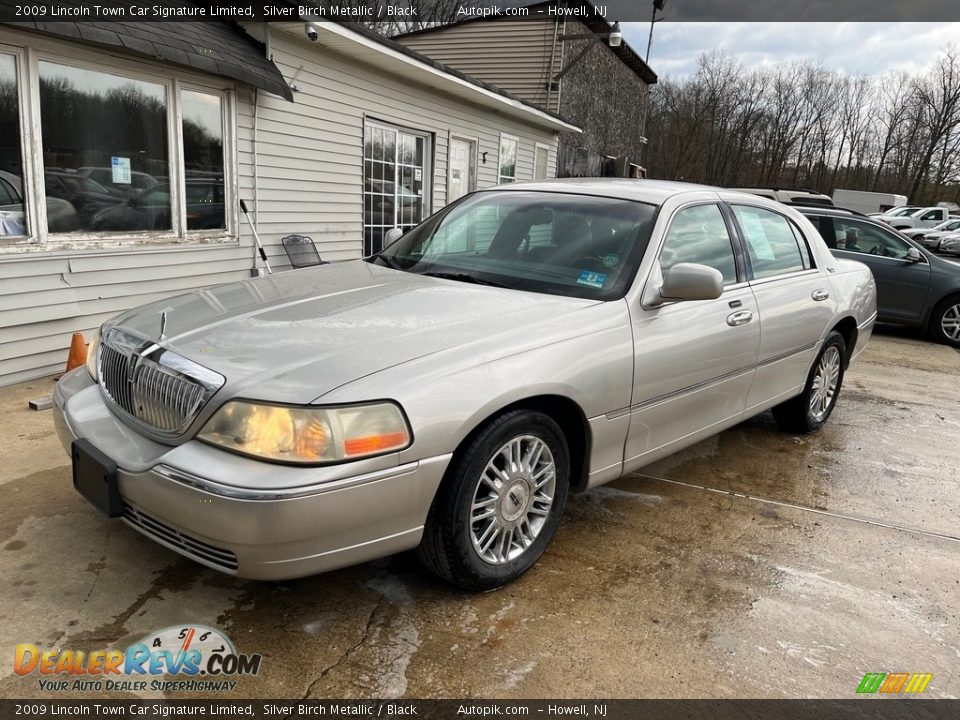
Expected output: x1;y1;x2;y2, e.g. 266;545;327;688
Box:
108;260;599;404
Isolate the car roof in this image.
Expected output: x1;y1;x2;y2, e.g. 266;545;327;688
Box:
478;178;743;205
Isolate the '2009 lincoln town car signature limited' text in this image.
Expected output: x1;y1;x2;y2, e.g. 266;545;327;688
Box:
54;180;877;590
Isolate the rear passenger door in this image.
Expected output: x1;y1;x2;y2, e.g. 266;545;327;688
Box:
727;203;836;411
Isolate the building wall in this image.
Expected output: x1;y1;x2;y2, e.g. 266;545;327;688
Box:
399;19;561;114
555;28;649;174
0;25;559;387
397;18;651;174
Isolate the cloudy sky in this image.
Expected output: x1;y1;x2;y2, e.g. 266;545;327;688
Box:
620;22;960;79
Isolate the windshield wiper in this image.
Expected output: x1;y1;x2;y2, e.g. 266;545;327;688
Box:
420;271;510;288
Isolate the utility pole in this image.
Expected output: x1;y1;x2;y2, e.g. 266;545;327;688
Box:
640;0;667;176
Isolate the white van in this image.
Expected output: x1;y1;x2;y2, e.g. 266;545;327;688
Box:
832;189;908;215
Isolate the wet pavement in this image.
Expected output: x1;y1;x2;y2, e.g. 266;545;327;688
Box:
1;329;958;699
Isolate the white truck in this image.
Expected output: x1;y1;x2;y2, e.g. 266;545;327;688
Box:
877;206;955;230
832;189;908;215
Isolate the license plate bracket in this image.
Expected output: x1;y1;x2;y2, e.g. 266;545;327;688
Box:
71;439;122;518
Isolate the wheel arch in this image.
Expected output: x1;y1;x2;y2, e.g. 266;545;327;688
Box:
450;395;592;493
830;316;859;367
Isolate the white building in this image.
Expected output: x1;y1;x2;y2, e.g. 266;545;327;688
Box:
0;20;579;386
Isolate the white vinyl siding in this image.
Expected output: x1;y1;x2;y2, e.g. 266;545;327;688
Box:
0;24;559;387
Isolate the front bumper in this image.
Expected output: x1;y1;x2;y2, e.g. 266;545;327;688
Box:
54;369;450;580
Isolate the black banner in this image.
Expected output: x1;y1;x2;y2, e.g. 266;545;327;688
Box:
1;0;960;23
1;700;959;720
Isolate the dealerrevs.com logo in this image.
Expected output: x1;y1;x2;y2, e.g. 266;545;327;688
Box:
14;625;262;693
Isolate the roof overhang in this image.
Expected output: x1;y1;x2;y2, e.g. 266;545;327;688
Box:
279;22;581;134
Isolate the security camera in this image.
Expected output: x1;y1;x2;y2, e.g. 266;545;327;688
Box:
608;22;623;48
305;23;319;42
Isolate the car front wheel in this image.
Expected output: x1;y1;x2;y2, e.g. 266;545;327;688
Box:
417;410;570;591
772;331;847;433
930;297;960;348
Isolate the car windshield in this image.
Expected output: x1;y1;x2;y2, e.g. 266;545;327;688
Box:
894;207;922;216
370;190;658;300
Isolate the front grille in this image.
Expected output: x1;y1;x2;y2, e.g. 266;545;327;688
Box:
123;503;239;572
98;329;223;435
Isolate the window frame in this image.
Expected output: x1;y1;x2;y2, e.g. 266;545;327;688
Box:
0;32;237;255
498;133;519;185
726;202;820;284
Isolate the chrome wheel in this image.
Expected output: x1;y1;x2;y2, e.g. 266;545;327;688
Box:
940;303;960;342
809;346;841;421
470;435;556;565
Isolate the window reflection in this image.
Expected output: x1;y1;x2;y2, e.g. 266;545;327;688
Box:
181;90;225;231
38;61;169;233
0;54;28;237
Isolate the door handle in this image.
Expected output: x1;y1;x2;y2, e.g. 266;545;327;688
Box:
812;289;830;302
726;310;753;327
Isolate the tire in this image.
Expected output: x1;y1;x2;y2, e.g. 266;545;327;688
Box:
929;296;960;348
417;409;570;591
772;331;847;434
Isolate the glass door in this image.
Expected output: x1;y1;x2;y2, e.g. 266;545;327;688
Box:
363;121;430;256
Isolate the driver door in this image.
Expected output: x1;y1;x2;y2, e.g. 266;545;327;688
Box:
624;202;760;471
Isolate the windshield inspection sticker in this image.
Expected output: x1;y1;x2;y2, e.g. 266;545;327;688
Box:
577;270;607;288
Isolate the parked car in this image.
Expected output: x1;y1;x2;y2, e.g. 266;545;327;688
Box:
44;171;124;227
799;206;960;346
0;169;79;234
868;206;920;219
901;218;960;251
832;189;908;215
731;187;834;206
54;180;876;590
78;166;158;199
938;232;960;257
876;206;954;230
89;181;224;232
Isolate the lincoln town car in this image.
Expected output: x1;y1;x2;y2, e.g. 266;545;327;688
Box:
54;180;877;590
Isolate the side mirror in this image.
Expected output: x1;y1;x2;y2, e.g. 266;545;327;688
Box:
659;263;724;302
384;227;404;245
905;247;922;263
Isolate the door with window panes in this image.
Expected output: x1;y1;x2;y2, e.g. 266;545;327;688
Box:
363;122;429;256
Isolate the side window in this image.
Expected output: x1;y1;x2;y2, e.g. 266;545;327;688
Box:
834;218;911;259
921;209;943;221
659;204;737;285
0;178;18;205
732;205;807;279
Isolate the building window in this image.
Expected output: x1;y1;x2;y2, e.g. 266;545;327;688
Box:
0;48;234;252
363;120;430;256
534;143;549;180
38;61;170;233
0;52;26;237
498;135;518;184
181;89;225;231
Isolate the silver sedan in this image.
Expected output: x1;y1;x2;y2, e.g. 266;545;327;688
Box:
54;180;877;590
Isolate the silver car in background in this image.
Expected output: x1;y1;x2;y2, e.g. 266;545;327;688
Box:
54;180;877;590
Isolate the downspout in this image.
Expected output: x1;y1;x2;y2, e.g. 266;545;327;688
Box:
251;26;266;272
546;18;560;113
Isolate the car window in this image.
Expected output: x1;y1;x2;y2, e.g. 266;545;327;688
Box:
659;204;737;285
137;186;171;207
921;210;943;221
0;177;18;205
732;205;808;279
375;190;657;301
832;217;912;259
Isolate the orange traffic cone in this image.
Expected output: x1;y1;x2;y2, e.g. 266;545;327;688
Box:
65;332;88;372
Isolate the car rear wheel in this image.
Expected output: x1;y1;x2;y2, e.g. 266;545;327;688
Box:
772;331;846;434
417;410;570;591
930;297;960;348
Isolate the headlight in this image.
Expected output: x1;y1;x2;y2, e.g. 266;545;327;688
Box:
198;400;412;464
85;329;100;381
